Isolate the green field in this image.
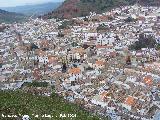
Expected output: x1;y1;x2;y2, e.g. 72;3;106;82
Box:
0;90;108;120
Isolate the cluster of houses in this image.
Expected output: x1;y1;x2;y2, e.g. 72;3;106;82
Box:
0;4;160;120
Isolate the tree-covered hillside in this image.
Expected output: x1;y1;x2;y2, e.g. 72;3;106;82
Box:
0;9;27;24
42;0;160;19
0;90;109;120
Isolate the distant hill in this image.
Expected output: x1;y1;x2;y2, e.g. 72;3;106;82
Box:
0;2;62;16
42;0;160;19
0;9;26;24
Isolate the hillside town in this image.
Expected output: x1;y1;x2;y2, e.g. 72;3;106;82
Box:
0;4;160;120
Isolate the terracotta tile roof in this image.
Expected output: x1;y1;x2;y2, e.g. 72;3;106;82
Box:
124;96;135;106
124;68;136;74
40;40;49;47
143;75;153;85
0;57;3;63
144;66;152;72
100;92;110;100
96;45;113;49
33;68;41;80
157;82;160;88
99;15;109;21
68;67;81;74
72;47;85;54
15;46;25;51
96;45;108;49
48;56;57;64
35;49;46;56
137;16;145;20
95;60;105;65
109;51;117;57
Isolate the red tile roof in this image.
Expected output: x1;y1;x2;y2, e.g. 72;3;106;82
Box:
68;67;81;74
124;96;135;106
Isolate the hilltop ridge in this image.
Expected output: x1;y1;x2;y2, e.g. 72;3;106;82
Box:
0;9;26;23
42;0;160;19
